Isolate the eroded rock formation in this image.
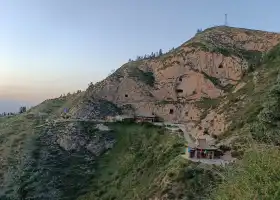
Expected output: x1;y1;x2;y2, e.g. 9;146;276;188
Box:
71;26;280;137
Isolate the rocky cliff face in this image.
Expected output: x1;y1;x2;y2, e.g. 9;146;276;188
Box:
71;26;280;138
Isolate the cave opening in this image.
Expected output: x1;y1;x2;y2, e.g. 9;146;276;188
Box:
176;89;183;93
169;109;174;114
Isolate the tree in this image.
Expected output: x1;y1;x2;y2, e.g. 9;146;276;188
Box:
19;106;27;114
159;49;163;56
88;82;93;87
196;28;203;34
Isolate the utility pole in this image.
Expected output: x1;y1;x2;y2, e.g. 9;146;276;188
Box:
225;14;228;26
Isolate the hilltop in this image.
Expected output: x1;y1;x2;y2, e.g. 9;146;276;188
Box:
1;26;280;200
71;26;280;137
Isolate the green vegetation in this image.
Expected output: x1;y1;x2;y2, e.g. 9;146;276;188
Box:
30;92;84;118
262;42;280;63
0;120;220;200
202;71;221;86
0;114;43;197
78;123;220;200
212;42;280;199
128;66;155;87
79;123;183;200
219;43;280;141
212;147;280;200
31;97;67;114
195;97;220;110
1;121;105;200
156;100;177;105
249;74;280;145
201;71;233;92
188;42;210;52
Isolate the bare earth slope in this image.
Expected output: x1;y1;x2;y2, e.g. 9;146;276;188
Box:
71;26;280;138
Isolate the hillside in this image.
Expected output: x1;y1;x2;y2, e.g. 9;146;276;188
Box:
1;26;280;200
71;26;280;138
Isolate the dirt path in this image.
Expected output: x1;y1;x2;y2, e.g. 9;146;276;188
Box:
54;119;105;123
153;122;194;143
176;124;194;143
38;118;194;144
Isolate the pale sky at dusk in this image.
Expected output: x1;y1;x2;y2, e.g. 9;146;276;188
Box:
0;0;280;107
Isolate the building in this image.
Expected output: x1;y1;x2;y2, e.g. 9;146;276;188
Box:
105;115;134;122
105;113;157;123
105;116;115;122
134;113;157;123
185;138;223;159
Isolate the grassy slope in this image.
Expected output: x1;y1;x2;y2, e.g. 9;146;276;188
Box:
0;119;221;200
210;43;280;199
78;122;220;200
0;93;84;196
213;147;280;200
0;114;39;186
30;92;84;118
2;121;110;200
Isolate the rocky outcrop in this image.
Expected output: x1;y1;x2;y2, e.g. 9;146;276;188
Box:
70;96;122;120
0;121;115;200
70;26;280;138
46;121;115;155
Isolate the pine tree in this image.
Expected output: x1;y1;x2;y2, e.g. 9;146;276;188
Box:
19;106;27;114
159;49;163;56
196;28;202;33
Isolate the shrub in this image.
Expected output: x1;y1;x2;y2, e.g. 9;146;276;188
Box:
213;147;280;200
250;74;280;145
128;66;155;87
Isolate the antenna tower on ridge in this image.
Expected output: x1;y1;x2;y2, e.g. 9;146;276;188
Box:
225;14;228;26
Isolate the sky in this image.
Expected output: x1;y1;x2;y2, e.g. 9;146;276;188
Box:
0;0;280;110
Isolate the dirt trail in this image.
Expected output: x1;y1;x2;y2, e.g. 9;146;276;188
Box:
37;118;194;144
153;122;194;143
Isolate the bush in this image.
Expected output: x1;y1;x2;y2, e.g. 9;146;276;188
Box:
213;147;280;200
250;74;280;145
128;67;155;87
